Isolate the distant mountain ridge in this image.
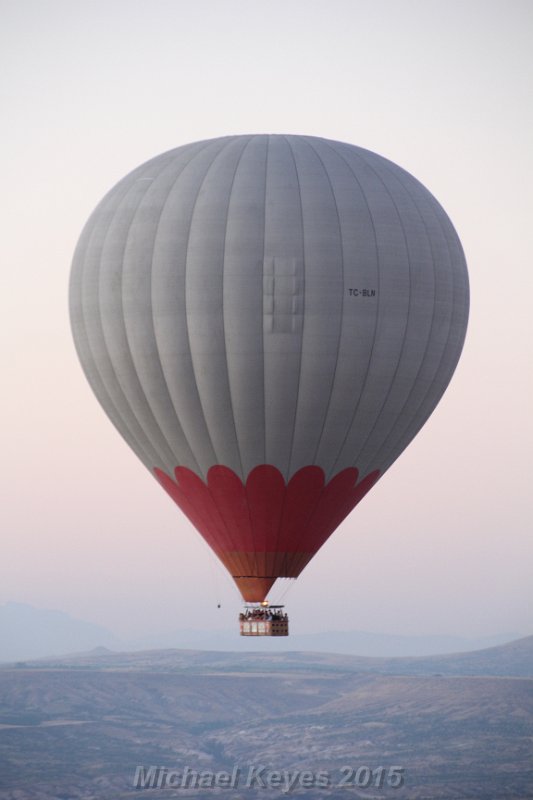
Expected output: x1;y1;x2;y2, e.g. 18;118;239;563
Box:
4;633;533;678
128;625;518;658
0;601;525;663
0;602;121;662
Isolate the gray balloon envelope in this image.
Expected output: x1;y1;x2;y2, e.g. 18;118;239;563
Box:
69;135;469;601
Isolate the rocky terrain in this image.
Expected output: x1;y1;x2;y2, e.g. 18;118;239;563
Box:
0;637;532;799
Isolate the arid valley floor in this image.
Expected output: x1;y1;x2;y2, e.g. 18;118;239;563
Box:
1;637;532;799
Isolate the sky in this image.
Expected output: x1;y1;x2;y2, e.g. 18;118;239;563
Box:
2;0;532;642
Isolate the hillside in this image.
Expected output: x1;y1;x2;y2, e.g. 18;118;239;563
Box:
0;637;532;799
7;632;533;677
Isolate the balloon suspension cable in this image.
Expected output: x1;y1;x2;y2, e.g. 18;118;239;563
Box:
200;538;240;606
206;552;220;608
271;577;296;606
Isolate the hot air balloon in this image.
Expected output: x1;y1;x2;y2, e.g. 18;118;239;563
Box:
69;135;469;634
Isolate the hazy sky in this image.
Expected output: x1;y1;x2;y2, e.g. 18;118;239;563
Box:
2;0;532;641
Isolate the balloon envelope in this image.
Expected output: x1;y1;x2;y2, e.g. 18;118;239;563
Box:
69;135;469;601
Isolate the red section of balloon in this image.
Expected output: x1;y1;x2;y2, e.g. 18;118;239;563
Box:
154;464;380;597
